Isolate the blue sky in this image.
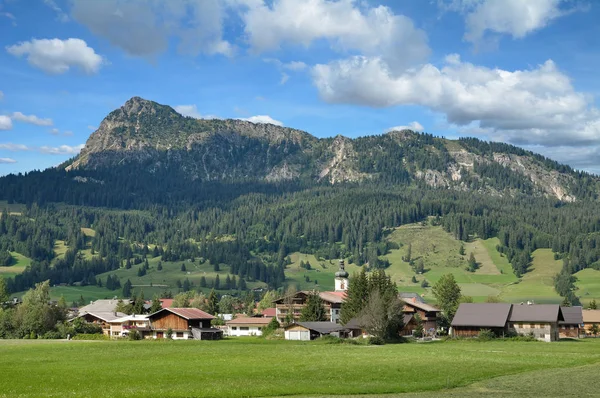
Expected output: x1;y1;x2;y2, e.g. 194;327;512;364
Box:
1;0;599;175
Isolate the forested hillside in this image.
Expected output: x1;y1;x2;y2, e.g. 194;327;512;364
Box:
1;97;599;305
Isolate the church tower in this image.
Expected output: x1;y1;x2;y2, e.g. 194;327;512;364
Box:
334;259;349;292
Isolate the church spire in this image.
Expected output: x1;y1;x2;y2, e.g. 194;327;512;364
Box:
335;260;349;292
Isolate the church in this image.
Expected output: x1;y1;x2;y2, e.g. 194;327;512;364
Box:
274;260;349;324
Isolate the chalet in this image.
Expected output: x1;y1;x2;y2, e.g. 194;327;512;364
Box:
451;303;513;338
108;314;151;338
274;260;348;324
559;306;583;338
226;317;272;337
400;298;440;336
451;303;564;342
284;322;348;341
582;309;600;336
147;308;222;340
78;299;130;316
74;312;127;336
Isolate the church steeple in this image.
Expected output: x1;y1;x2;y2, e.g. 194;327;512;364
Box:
334;260;349;292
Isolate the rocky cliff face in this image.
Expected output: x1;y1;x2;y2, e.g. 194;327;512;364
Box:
67;97;597;201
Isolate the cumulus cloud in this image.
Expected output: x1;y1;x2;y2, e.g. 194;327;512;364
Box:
313;54;600;146
12;112;53;126
279;73;290;85
50;128;60;135
439;0;580;46
240;0;429;74
0;158;17;164
71;0;232;58
42;0;70;22
264;58;308;84
0;116;11;130
241;115;284;126
6;38;104;74
0;143;84;155
386;121;424;132
87;125;97;131
174;105;220;120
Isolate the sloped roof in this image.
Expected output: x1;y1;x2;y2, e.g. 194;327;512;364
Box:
582;309;600;323
400;293;425;303
559;306;583;325
226;317;272;326
319;291;346;304
261;308;277;318
78;300;131;314
509;304;564;323
110;314;150;324
80;311;128;322
150;307;215;320
294;322;346;334
401;298;440;313
451;303;512;328
159;299;174;308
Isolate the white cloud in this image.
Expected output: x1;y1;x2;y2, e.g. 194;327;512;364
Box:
0;90;4;100
241;0;429;74
12;112;53;126
87;125;97;131
174;105;202;119
0;143;29;151
280;72;290;85
241;115;284;126
50;128;60;135
439;0;580;46
0;116;11;130
283;61;307;71
6;38;104;74
71;0;232;58
313;54;600;146
42;0;70;22
386;121;424;132
0;158;16;164
39;144;85;155
63;131;73;137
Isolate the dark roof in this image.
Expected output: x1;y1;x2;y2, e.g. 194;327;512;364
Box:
560;306;583;325
451;303;512;328
149;307;215;320
399;293;425;303
401;299;440;313
293;322;346;334
508;304;564;323
344;318;362;330
403;314;414;325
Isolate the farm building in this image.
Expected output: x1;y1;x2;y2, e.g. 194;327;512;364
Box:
284;322;348;341
451;303;565;342
559;306;583;338
148;308;222;340
226;317;272;337
451;303;512;338
400;298;440;337
582;310;600;336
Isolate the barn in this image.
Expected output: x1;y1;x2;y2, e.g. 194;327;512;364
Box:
284;322;348;341
148;308;223;340
451;303;512;337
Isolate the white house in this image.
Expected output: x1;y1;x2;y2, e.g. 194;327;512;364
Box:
108;314;151;338
226;317;272;337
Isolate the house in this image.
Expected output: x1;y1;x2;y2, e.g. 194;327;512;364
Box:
582;309;600;336
451;303;513;338
159;299;174;308
78;299;130;315
400;293;425;304
400;298;441;336
559;306;583;338
226;317;272;337
74;312;128;336
274;261;349;324
507;304;563;342
284;322;348;341
108;314;151;338
451;303;565;342
147;308;223;340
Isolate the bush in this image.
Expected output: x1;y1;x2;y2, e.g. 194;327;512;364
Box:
366;336;385;345
128;329;142;341
477;329;496;341
262;317;281;338
314;335;362;345
41;331;63;339
166;328;173;339
72;334;109;341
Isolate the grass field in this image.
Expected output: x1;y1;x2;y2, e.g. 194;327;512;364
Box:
575;268;600;307
1;339;600;397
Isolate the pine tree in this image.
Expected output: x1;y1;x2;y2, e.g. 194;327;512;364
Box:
122;279;132;298
181;263;187;272
340;267;369;325
183;278;191;292
214;275;221;290
200;276;207;288
125;258;132;269
225;274;231;290
207;289;218;315
150;295;162;313
239;278;247;290
157;262;163;271
589;299;597;310
300;291;327;321
432;274;462;326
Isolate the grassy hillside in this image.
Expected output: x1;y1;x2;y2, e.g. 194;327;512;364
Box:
0;252;31;279
1;339;600;397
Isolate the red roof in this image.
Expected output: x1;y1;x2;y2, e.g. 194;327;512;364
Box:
261;308;277;318
161;307;215;320
159;299;174;308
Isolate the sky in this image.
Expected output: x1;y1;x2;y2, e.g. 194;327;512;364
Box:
0;0;599;175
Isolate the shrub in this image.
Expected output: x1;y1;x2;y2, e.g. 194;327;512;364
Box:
41;331;63;339
262;317;281;338
128;329;142;341
477;329;496;341
72;334;109;341
367;336;385;345
166;328;173;339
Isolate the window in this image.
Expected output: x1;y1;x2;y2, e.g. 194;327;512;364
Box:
176;332;184;338
258;327;262;331
530;324;535;329
240;327;249;331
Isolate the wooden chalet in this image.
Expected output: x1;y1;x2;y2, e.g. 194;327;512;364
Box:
148;308;222;340
582;309;600;336
274;291;345;324
559;306;583;338
400;298;440;336
75;312;127;336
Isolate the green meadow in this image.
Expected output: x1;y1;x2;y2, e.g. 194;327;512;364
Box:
1;338;600;398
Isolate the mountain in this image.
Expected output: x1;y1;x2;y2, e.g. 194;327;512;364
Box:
62;97;597;202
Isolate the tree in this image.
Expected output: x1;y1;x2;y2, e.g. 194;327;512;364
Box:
132;290;145;314
356;290;404;341
415;259;425;274
214;274;220;290
466;252;478;272
590;323;600;337
257;290;278;312
420;279;429;288
218;295;240;314
172;291;192;308
13;280;65;338
182;278;191;292
157;262;163;271
485;295;502;303
263;317;280;337
299;291;327;322
181;263;187;272
122;279;132;298
125;258;132;269
459;244;466;256
432;274;462;326
404;243;412;263
200;276;207;288
207;289;218;315
589;299;597;310
137;266;146;277
0;277;8;303
411;275;417;284
340;267;369;325
150;295;162;313
413;313;424;338
190;292;208;310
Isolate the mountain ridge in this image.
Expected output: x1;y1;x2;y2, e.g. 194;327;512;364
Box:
64;96;597;202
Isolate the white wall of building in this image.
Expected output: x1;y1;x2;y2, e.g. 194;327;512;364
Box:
228;325;264;337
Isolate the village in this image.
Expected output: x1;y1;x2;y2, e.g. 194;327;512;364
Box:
71;261;600;343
